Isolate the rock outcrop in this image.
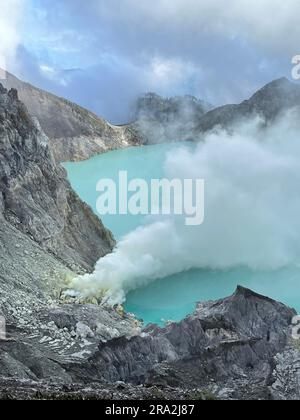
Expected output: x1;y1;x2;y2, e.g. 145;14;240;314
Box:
195;78;300;134
0;84;115;273
0;286;299;400
134;93;211;144
0;70;139;162
66;287;297;400
0;83;126;394
0;82;115;331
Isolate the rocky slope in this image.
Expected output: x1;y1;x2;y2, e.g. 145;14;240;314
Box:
0;83;117;342
0;70;139;162
0;84;114;273
66;287;298;399
0;287;299;400
0;83;145;394
195;78;300;134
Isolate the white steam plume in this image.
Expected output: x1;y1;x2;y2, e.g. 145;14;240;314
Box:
0;1;24;75
69;110;300;304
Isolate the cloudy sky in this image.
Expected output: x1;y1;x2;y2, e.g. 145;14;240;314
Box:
1;0;299;123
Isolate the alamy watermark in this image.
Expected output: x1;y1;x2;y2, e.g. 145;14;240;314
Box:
292;55;300;80
96;171;205;226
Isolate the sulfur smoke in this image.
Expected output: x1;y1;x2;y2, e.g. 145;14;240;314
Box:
69;110;300;304
0;2;23;72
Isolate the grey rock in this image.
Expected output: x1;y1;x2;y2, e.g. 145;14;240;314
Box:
195;78;300;134
0;70;139;162
271;346;300;400
0;283;299;400
0;377;216;400
0;340;72;383
0;83;135;393
62;287;296;400
133;93;211;144
0;84;114;273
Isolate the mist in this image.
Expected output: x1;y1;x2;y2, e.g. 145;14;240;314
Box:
134;94;212;144
68;110;300;304
0;2;23;72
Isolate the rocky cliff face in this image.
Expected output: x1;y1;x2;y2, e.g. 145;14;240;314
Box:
0;84;122;391
1;71;139;162
0;84;115;276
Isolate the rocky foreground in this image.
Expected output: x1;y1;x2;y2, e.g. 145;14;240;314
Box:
0;286;300;400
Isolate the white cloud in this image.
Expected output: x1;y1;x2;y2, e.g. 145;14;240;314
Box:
146;56;200;92
39;64;69;86
97;0;300;55
15;0;298;121
0;0;24;74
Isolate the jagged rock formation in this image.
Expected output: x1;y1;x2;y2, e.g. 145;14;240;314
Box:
0;287;299;400
66;287;297;400
0;84;142;394
195;78;300;134
0;83;115;339
0;70;139;162
134;93;211;143
0;84;114;273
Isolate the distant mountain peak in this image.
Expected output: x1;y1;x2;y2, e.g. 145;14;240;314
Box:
134;92;212;143
137;92;212;113
250;77;300;101
195;77;300;134
264;77;291;87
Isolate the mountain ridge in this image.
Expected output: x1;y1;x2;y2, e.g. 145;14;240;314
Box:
195;77;300;134
133;92;212;143
0;70;139;162
2;71;299;161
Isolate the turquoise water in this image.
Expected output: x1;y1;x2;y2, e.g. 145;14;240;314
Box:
64;144;300;326
64;144;173;239
124;267;300;325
